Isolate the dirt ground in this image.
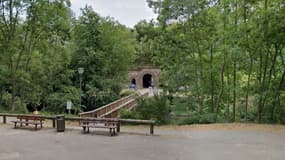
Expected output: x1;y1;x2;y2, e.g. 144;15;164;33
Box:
0;123;285;160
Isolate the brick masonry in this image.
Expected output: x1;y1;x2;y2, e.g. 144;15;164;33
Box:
128;67;161;89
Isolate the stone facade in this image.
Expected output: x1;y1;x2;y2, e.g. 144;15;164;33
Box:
128;67;161;89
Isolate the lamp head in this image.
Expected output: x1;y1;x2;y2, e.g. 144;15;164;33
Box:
78;67;84;74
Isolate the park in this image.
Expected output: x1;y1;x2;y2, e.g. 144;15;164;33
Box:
0;0;285;160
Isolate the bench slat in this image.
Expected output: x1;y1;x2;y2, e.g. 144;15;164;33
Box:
80;125;116;129
11;121;43;125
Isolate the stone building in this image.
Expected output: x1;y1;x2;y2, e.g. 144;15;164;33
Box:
128;66;160;89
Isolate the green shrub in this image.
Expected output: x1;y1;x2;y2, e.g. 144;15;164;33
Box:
178;115;200;125
0;92;28;113
199;113;216;124
178;113;216;125
119;109;140;119
136;96;171;125
120;89;135;97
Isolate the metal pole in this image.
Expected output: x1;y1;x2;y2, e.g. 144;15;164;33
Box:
79;75;82;108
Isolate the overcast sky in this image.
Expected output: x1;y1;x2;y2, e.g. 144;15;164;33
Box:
70;0;157;28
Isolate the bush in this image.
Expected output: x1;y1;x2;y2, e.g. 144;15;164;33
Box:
120;89;135;97
0;92;28;113
136;96;171;125
199;113;216;124
119;109;140;119
178;115;200;125
178;113;216;125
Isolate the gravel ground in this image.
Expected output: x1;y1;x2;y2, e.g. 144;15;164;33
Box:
0;123;285;160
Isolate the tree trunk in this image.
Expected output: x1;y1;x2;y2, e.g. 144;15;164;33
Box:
11;79;16;111
233;61;237;122
210;44;214;113
271;53;285;122
245;56;253;122
215;58;225;122
0;87;3;109
232;0;239;122
192;22;204;113
257;0;269;123
226;69;231;122
216;0;228;122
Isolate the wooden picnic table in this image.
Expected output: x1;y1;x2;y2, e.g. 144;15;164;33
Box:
11;115;45;130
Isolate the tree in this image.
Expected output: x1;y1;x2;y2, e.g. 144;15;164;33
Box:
70;6;136;111
146;0;285;123
0;0;72;112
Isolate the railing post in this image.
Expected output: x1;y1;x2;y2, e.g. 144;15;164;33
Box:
52;119;56;128
150;123;154;135
3;115;6;124
117;121;121;133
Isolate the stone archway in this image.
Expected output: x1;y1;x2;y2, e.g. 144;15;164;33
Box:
128;67;160;89
143;74;152;88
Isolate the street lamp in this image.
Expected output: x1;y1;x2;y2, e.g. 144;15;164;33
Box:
78;68;84;108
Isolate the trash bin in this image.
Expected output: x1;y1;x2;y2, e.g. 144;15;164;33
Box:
56;115;65;132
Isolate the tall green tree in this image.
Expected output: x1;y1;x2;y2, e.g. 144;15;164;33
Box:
71;6;136;111
146;0;285;123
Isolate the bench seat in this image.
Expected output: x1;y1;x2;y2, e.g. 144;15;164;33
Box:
80;119;119;136
80;124;117;129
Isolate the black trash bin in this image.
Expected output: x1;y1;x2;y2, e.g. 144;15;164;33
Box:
56;115;65;132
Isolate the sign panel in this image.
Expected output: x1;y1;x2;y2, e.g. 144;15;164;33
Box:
67;101;72;110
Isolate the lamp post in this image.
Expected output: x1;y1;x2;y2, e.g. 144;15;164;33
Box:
78;67;84;108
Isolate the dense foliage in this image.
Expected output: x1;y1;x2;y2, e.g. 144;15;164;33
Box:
0;1;135;113
120;96;171;125
144;0;285;123
0;0;284;125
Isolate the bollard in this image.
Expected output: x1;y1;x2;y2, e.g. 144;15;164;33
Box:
150;123;154;135
3;115;6;124
52;119;56;128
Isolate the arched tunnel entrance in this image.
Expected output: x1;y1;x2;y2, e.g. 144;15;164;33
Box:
143;74;152;88
131;78;136;85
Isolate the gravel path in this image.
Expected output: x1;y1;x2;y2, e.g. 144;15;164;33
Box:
0;123;284;160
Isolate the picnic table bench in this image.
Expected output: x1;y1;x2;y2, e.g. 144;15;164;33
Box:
80;118;119;136
11;115;45;130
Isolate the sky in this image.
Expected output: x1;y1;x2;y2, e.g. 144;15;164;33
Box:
70;0;157;28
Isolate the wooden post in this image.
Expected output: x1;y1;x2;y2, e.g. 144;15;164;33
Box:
52;119;56;128
3;115;6;124
117;121;121;133
150;123;154;135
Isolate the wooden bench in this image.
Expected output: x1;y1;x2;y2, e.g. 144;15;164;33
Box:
80;118;119;136
11;115;45;130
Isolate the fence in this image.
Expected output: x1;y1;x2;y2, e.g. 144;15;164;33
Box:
0;113;155;135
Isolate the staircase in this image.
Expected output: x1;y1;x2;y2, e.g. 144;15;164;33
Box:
79;90;148;118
